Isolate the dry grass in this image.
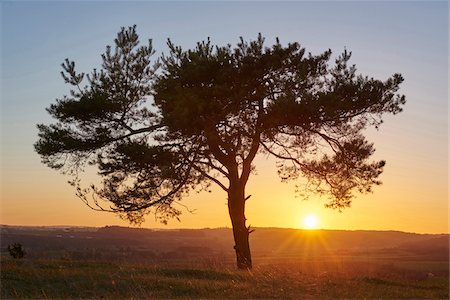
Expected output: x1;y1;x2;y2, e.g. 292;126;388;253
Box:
1;257;448;299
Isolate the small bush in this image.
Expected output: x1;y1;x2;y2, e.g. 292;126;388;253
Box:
8;243;26;259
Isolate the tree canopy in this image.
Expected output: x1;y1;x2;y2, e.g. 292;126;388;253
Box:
35;26;405;268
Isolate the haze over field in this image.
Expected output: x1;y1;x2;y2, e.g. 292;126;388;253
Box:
2;225;449;263
1;1;448;234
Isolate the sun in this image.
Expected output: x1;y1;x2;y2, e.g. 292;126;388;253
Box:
303;214;319;229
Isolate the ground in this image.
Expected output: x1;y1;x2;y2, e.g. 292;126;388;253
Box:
1;256;448;299
2;226;448;299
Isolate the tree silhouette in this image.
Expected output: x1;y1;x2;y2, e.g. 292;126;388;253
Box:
35;26;405;269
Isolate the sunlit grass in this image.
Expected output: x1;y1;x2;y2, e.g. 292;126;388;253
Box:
1;257;448;299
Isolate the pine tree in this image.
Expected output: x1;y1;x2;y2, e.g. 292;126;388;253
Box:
35;26;405;269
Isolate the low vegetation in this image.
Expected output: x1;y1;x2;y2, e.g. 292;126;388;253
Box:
1;257;448;299
1;226;448;299
7;243;26;259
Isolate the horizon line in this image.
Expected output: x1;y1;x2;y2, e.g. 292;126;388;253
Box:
1;224;448;235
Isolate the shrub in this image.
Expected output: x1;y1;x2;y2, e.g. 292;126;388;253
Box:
7;243;26;259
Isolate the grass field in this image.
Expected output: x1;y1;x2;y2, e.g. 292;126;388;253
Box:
1;257;448;299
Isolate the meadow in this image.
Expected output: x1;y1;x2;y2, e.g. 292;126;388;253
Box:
2;256;449;299
1;226;448;299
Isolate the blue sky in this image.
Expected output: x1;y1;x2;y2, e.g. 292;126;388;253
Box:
1;1;448;232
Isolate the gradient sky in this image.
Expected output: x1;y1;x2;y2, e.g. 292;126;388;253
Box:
1;1;448;233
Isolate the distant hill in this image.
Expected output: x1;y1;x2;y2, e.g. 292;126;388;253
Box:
1;225;447;261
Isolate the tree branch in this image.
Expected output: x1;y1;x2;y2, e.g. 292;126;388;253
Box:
192;165;228;192
196;158;229;177
240;99;264;184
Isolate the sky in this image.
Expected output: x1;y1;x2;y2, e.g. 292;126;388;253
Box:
1;1;448;233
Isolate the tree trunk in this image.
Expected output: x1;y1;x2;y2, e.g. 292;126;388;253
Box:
228;182;252;270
